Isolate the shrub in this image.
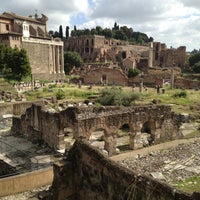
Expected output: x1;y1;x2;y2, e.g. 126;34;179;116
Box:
56;89;66;100
128;68;141;78
97;86;139;106
172;91;187;98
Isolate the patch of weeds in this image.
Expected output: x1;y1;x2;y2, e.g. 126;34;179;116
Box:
173;175;200;193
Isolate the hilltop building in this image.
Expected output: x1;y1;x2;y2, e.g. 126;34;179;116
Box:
0;12;65;81
65;35;187;71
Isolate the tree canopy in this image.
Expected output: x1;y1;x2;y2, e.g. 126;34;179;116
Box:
51;22;153;45
188;51;200;73
64;51;83;74
0;44;31;81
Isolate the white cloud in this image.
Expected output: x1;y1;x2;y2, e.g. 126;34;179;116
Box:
0;0;200;51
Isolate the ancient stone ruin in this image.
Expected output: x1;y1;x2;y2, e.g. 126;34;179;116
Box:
12;104;182;156
51;139;200;200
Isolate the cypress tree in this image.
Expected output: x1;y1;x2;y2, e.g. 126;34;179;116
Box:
59;25;63;39
66;26;69;39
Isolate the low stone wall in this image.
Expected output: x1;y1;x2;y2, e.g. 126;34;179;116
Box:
175;78;200;89
0;167;53;197
13;100;43;116
0;101;43;117
0;104;13;116
52;139;199;200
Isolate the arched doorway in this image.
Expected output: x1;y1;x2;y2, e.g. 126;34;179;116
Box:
140;121;154;146
116;124;130;153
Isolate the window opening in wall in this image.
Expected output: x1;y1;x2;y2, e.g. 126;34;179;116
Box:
122;51;127;59
6;24;9;31
86;39;89;46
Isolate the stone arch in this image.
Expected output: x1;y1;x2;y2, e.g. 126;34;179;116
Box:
140;120;156;146
116;123;131;153
89;128;106;153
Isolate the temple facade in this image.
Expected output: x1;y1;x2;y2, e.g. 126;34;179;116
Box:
0;12;65;81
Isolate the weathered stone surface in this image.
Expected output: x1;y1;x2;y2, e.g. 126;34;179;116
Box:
51;139;199;200
12;104;182;155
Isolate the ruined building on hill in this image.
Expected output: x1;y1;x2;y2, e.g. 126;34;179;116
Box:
0;12;65;81
65;35;187;71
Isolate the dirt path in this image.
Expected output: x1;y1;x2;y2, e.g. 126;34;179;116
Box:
111;137;200;161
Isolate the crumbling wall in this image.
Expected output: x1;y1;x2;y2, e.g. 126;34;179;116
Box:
52;139;199;200
12;104;182;153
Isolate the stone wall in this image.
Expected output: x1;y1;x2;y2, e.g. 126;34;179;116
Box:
82;67;128;85
12;104;182;155
175;78;200;89
22;38;65;81
0;167;53;197
51;139;199;200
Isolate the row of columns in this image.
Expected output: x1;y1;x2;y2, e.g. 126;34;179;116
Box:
50;45;64;74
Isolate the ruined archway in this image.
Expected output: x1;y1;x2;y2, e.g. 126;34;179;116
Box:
89;128;106;154
140;120;156;146
116;124;130;153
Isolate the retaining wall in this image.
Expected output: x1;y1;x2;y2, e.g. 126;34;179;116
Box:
0;167;53;197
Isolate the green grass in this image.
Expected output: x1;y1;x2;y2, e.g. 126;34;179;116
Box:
24;84;100;102
173;175;200;193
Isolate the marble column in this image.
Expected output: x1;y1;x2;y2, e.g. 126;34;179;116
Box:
60;46;65;74
52;45;56;73
55;46;60;73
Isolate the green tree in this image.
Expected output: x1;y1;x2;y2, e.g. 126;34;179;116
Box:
1;46;31;81
64;51;83;74
3;46;13;74
114;29;128;40
17;48;31;81
189;52;200;66
91;28;98;35
0;44;6;73
65;26;69;39
59;25;63;39
193;61;200;73
102;28;113;38
95;26;103;35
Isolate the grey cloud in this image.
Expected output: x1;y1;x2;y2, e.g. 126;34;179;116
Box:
90;0;171;23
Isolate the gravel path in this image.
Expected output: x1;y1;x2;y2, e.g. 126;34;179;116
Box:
113;138;200;184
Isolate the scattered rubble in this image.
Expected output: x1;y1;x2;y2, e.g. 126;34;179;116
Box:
119;139;200;184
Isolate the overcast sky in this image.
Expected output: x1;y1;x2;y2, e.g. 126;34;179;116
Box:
1;0;200;51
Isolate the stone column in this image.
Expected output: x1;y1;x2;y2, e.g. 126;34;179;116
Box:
148;43;153;68
52;45;56;73
130;121;141;149
60;46;65;74
104;133;117;156
55;46;60;73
